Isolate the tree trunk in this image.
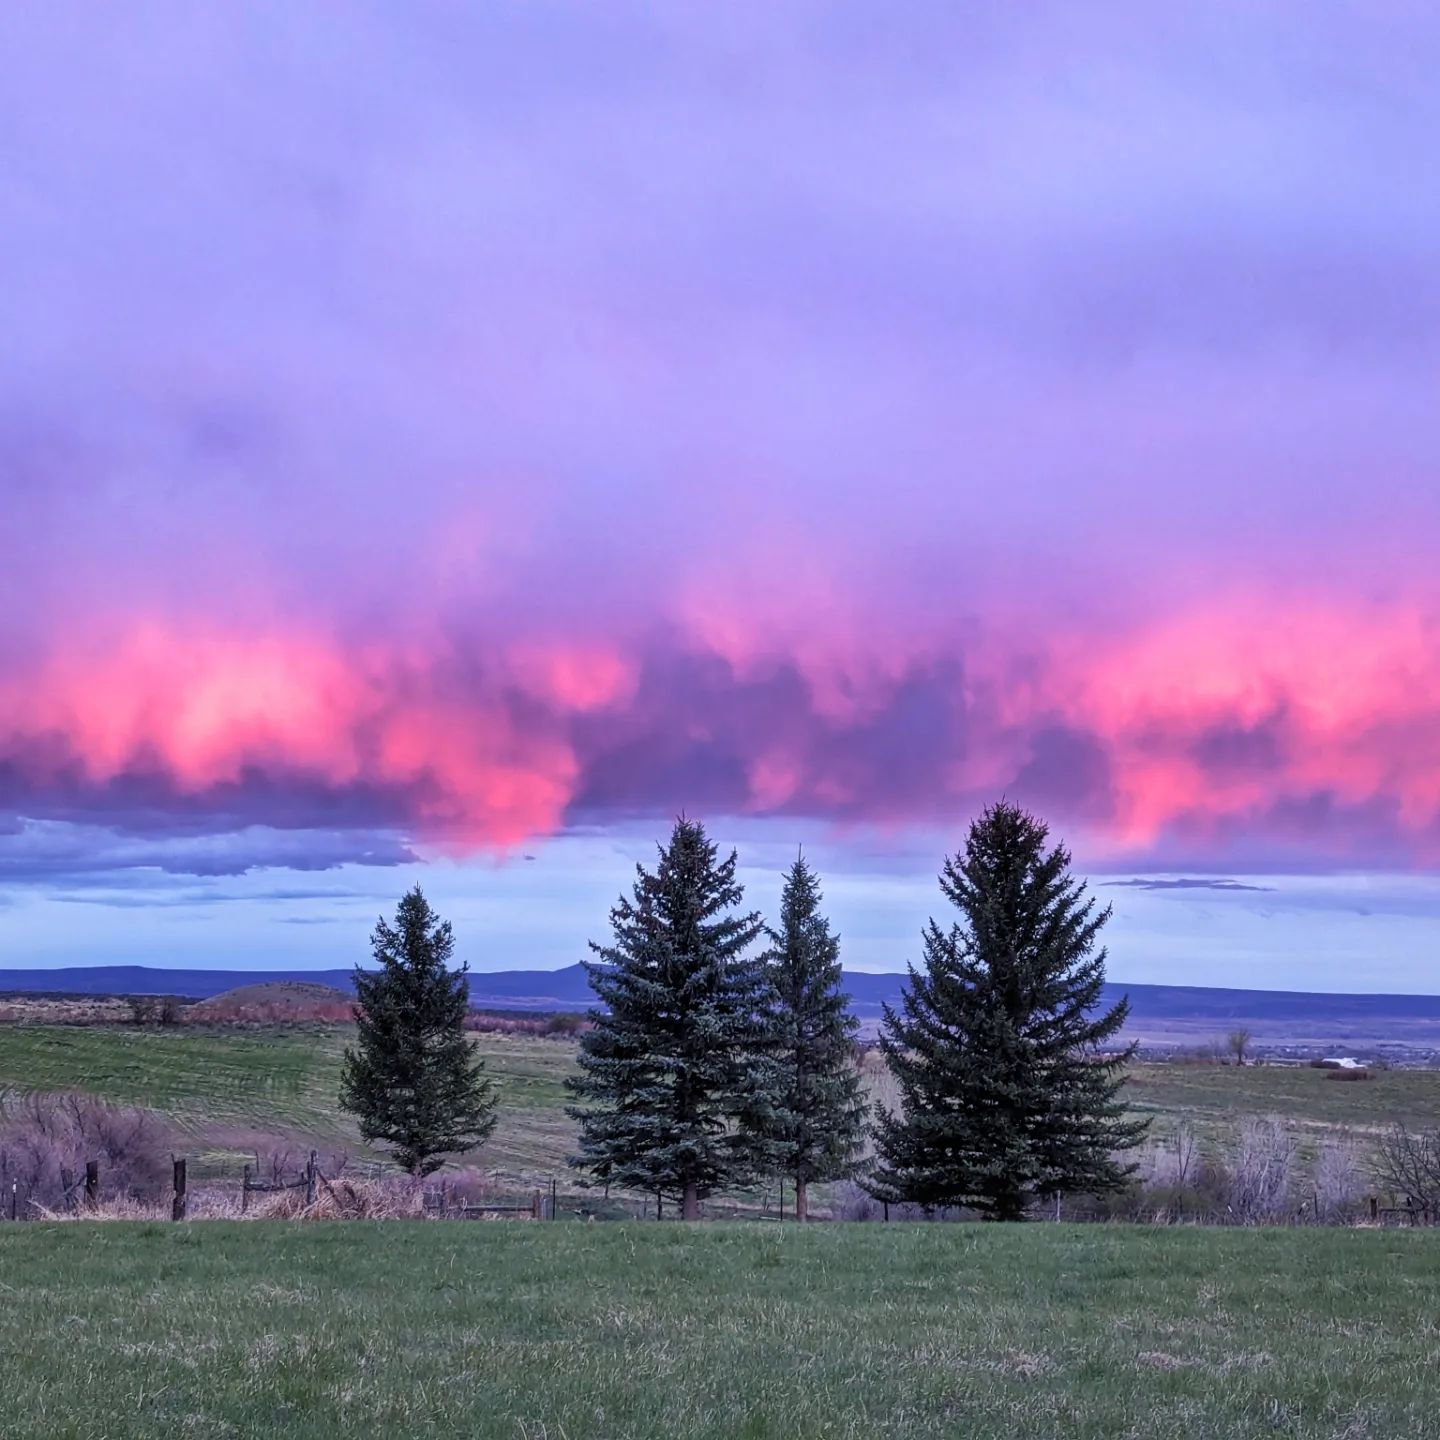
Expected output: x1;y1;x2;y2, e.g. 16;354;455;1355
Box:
795;1178;808;1223
682;1181;700;1221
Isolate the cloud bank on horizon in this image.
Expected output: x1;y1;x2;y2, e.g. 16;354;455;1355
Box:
4;2;1440;877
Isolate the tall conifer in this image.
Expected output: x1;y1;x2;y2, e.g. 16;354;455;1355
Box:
566;818;771;1219
868;802;1147;1219
761;854;868;1220
339;887;497;1175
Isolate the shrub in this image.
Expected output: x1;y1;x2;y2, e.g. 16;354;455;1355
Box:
428;1166;490;1211
125;996;158;1026
0;1094;170;1212
1223;1116;1299;1223
1372;1125;1440;1210
462;1010;590;1038
1126;1124;1215;1221
1310;1137;1368;1224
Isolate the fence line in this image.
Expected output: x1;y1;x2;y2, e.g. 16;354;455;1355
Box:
6;1155;1432;1227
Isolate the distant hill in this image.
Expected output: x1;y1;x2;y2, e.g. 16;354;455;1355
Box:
4;963;1440;1050
0;963;600;1009
198;980;352;1009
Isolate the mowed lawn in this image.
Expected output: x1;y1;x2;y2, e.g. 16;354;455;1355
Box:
1;1223;1437;1439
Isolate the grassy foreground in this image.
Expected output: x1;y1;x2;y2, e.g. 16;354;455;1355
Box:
1;1224;1436;1439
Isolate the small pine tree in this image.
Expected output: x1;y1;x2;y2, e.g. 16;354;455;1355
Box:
339;887;497;1176
566;818;772;1219
868;802;1147;1220
761;854;868;1221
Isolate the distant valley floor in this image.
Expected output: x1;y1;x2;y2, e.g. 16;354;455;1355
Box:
5;963;1440;1060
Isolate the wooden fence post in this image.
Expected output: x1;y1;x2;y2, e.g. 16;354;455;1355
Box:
242;1164;252;1214
172;1158;187;1221
1370;1196;1379;1223
85;1161;99;1213
550;1177;557;1221
305;1152;318;1208
531;1188;542;1220
10;1179;17;1221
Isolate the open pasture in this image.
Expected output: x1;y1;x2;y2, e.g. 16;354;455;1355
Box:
1120;1061;1440;1138
2;1025;1438;1185
0;1025;578;1182
1;1222;1436;1439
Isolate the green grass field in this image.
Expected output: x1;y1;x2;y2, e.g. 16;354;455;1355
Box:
1;1025;1437;1187
1122;1062;1440;1137
0;1223;1435;1439
0;1025;579;1181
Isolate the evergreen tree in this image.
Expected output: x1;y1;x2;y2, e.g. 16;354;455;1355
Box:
868;802;1147;1220
339;886;497;1175
761;854;868;1221
566;818;772;1219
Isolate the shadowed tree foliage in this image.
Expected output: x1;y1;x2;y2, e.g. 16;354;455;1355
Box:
339;887;497;1176
868;802;1147;1220
566;818;772;1220
761;854;868;1221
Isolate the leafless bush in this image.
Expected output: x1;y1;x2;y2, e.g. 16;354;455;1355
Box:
1143;1125;1201;1190
462;1011;590;1038
1126;1124;1211;1220
0;1094;170;1211
1372;1125;1440;1210
1310;1136;1368;1224
433;1166;491;1209
125;996;158;1025
1224;1116;1299;1223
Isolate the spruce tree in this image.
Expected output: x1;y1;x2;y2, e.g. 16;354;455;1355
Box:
339;886;497;1176
761;854;868;1221
566;818;772;1219
868;802;1147;1220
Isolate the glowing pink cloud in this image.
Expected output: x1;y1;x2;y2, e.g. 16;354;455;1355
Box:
4;3;1440;877
3;583;1440;871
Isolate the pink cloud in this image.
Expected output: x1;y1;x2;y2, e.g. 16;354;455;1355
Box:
5;587;1440;870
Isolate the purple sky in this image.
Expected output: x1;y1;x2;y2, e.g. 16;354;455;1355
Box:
4;4;1440;986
